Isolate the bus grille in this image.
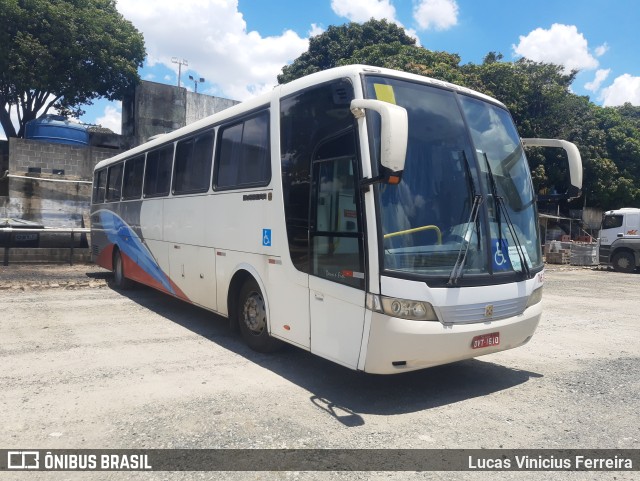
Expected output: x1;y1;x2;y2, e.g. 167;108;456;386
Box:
438;296;528;324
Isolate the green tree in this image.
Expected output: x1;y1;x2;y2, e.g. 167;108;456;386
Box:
277;19;415;84
0;0;146;138
338;42;464;84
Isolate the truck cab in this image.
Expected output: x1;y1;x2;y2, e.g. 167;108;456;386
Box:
599;208;640;272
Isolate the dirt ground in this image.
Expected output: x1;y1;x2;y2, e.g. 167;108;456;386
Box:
0;263;638;480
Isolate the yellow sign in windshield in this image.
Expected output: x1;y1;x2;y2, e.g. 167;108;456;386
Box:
373;84;397;105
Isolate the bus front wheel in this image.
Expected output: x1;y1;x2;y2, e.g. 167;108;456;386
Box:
237;279;282;353
112;250;134;290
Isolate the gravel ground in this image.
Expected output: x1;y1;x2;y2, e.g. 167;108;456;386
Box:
0;263;638;480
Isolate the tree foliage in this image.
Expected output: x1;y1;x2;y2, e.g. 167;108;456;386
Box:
277;19;415;84
0;0;146;138
279;23;640;210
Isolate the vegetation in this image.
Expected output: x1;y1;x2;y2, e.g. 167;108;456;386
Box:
0;0;145;138
279;20;640;210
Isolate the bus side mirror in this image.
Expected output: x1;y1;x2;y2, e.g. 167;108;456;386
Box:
521;138;583;200
350;99;408;181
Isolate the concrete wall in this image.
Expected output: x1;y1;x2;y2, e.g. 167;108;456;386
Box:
185;91;239;125
0;141;8;196
122;81;186;148
0;138;121;228
122;80;239;148
8;137;117;179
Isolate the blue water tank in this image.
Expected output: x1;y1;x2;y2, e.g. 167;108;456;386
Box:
25;114;89;146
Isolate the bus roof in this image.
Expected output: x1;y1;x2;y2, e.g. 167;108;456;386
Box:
94;64;505;171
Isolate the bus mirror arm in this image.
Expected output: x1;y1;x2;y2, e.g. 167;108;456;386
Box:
351;99;408;181
521;138;583;201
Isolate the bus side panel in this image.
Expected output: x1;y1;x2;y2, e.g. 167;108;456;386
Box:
208;190;275;316
163;195;216;309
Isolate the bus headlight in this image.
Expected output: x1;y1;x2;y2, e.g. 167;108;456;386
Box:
525;286;543;308
367;293;439;321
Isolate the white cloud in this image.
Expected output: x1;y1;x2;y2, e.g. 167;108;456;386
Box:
595;43;609;57
309;23;325;37
331;0;397;23
585;69;610;93
95;103;123;134
512;24;599;73
413;0;459;31
601;74;640;106
330;0;421;44
116;0;309;100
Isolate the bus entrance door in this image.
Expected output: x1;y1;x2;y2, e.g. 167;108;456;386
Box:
309;153;366;369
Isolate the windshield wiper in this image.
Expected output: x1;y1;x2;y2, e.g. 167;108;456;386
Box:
483;152;531;278
448;151;483;285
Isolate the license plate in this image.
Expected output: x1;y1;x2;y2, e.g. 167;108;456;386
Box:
471;332;500;349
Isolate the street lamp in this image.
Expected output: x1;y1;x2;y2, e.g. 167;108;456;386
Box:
189;75;205;93
171;57;188;88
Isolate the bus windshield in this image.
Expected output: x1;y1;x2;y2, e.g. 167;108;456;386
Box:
364;76;542;285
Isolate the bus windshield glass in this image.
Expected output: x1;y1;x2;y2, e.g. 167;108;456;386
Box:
363;76;542;285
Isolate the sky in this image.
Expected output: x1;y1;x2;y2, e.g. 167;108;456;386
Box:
4;0;640;137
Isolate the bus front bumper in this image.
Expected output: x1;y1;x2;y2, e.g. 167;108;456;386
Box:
362;303;542;374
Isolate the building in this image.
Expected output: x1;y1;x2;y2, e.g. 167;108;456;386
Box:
0;81;238;262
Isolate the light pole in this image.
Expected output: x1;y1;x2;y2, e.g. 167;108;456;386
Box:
189;75;205;93
171;57;188;88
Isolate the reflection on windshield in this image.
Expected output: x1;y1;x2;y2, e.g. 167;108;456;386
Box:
365;76;542;284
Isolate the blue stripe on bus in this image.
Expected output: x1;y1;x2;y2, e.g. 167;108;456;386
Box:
96;209;176;295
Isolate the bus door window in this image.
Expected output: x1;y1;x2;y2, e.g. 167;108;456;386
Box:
280;79;356;275
310;130;364;289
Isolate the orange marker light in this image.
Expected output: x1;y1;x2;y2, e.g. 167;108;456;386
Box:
388;175;401;184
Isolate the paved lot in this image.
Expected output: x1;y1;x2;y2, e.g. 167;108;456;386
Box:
0;264;638;480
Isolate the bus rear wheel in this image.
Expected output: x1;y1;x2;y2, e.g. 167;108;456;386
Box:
611;251;636;273
237;279;282;353
112;249;134;289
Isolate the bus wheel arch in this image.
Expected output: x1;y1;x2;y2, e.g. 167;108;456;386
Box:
611;249;636;273
112;247;133;289
228;269;282;353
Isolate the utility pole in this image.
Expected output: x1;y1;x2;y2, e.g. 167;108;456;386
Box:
171;57;188;88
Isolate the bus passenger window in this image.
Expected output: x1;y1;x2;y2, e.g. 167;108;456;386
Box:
173;130;214;195
144;145;174;197
92;169;106;204
106;163;123;202
122;155;145;200
215;110;270;190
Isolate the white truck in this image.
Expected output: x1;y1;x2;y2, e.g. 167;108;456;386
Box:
598;207;640;272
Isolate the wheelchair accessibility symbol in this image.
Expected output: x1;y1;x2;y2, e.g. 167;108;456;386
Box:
262;229;272;247
494;241;507;266
492;239;511;271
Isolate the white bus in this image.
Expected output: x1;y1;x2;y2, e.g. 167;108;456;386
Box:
91;65;582;374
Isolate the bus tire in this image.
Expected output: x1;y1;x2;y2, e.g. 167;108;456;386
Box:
611;251;635;273
112;249;134;290
237;278;282;353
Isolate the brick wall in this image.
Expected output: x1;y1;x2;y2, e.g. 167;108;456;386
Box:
9;137;119;179
1;138;122;228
